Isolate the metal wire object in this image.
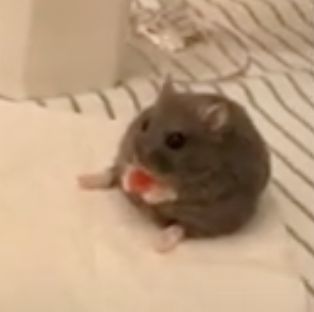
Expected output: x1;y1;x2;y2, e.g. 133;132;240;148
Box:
129;0;251;83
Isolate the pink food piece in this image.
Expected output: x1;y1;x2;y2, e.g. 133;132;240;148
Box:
128;168;156;194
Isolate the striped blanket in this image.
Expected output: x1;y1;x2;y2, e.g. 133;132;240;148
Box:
1;0;313;308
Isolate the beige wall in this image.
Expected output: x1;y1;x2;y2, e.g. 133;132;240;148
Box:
0;0;129;99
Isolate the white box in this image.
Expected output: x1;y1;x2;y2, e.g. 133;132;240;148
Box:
0;0;129;99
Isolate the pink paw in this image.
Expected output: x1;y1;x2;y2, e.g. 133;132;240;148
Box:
78;169;116;190
155;225;185;253
142;186;178;205
78;174;100;189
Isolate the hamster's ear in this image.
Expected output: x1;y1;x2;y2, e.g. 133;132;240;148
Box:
159;75;175;99
198;102;229;131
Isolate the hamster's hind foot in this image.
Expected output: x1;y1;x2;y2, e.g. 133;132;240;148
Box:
155;225;185;253
78;167;118;190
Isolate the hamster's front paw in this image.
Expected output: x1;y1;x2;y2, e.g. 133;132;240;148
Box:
155;225;185;253
142;186;178;205
78;167;118;190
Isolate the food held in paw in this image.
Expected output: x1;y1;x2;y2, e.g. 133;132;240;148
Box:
128;168;155;194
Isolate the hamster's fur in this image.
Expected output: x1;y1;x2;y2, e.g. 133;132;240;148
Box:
110;80;271;238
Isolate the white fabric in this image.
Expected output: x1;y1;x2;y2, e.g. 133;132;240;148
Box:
0;103;307;312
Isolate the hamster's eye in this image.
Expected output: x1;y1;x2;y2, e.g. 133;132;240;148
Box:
165;132;186;150
141;119;150;132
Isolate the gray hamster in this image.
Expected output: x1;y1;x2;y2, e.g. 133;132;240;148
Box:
79;79;270;252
